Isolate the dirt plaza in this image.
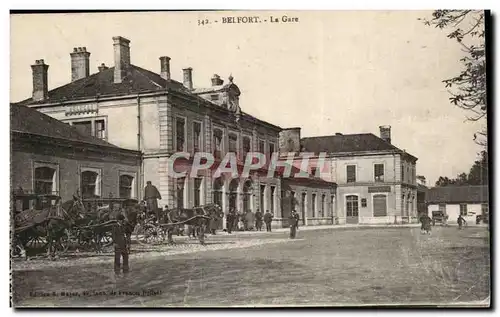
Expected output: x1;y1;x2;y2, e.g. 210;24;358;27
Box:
12;226;490;307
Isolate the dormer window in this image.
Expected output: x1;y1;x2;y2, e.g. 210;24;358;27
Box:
210;94;219;101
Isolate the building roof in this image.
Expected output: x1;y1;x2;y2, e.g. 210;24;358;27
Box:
10;104;120;149
301;133;417;160
15;64;282;131
16;65;189;106
426;186;489;204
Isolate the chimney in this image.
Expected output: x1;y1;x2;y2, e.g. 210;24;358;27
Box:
98;63;109;72
335;133;343;136
379;125;391;144
159;56;171;80
183;67;193;90
113;36;131;84
211;74;224;86
31;59;49;102
70;47;90;82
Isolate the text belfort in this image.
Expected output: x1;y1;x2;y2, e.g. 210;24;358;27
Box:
221;16;299;24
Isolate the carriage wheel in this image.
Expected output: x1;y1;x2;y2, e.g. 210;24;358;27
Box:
25;236;48;254
53;229;70;253
100;231;113;247
134;223;164;245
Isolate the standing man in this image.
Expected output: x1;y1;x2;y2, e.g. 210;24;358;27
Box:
226;208;235;234
289;211;299;239
112;214;129;276
144;181;162;222
292;209;300;231
264;210;273;232
255;209;263;231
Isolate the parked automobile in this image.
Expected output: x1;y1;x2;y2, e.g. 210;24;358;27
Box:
432;210;448;226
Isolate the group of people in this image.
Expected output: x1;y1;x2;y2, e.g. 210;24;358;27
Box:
419;213;468;235
225;209;275;233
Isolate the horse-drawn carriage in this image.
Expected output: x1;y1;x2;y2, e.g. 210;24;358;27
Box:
133;204;224;245
12;191;86;259
12;189;224;259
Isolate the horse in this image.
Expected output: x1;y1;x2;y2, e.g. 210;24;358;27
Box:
92;200;141;253
15;195;86;260
162;204;223;245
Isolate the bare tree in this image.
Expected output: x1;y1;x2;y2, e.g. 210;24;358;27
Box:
420;10;487;146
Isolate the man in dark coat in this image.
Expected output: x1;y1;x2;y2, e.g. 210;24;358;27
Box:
144;181;162;221
292;209;300;230
289;211;299;239
112;214;129;275
226;208;235;234
255;209;263;231
264;210;273;232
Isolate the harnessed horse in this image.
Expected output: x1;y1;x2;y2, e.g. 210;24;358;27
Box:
161;204;223;245
15;195;86;259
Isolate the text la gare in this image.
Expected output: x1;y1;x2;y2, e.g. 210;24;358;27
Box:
270;16;299;23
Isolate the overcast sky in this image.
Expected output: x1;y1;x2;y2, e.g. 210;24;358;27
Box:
10;11;485;185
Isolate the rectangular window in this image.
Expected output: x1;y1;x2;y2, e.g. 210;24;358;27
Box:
321;195;326;217
270;186;276;214
193;121;202;153
460;204;468;216
228;133;238;153
73;121;92;136
95;120;106;140
210;94;219;101
259;140;265;154
242;136;251;162
481;203;489;215
81;168;101;198
312;193;317;217
194;178;202;207
374;164;384;182
311;168;317;178
213;128;223;159
176;177;185;208
175;117;186;152
401;164;405;182
269;143;276;159
346;165;356;183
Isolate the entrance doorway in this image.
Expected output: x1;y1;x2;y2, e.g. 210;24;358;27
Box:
345;195;359;224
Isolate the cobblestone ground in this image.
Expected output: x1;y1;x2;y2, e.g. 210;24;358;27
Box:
12;226;490;307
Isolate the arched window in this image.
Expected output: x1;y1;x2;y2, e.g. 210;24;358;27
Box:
321;194;326;217
346;195;359;217
242;180;253;213
34;166;57;195
373;194;387;217
81;169;101;198
119;175;134;199
213;178;223;207
229;178;239;211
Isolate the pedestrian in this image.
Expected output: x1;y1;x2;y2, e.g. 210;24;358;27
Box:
144;181;162;221
289;211;298;239
264;210;273;232
245;210;255;231
255;209;263;231
457;214;466;230
419;213;432;234
112;214;129;276
225;209;233;234
292;209;300;230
